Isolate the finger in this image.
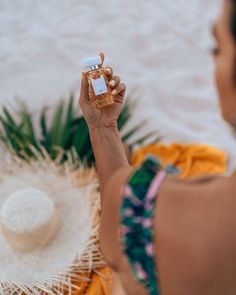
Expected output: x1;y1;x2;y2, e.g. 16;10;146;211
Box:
104;67;113;80
114;94;125;105
89;86;93;97
108;75;121;89
100;52;105;65
111;83;126;97
79;72;89;103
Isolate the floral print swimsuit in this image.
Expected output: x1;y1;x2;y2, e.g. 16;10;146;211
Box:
120;155;179;295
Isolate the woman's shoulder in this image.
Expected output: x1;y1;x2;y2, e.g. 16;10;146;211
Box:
103;165;230;214
105;164;235;208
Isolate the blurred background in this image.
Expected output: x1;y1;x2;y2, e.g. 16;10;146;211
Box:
1;0;236;171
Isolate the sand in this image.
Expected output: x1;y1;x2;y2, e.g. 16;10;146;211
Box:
0;0;236;172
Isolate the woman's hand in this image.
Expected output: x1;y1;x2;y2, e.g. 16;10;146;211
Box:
79;52;126;130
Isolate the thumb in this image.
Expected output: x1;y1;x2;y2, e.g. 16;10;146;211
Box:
79;72;89;103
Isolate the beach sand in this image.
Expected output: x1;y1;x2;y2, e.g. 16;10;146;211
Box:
0;0;236;172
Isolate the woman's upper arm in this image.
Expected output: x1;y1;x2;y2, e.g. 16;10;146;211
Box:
100;166;134;267
100;165;148;294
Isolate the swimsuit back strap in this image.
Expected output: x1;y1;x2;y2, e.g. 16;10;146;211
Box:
120;156;173;295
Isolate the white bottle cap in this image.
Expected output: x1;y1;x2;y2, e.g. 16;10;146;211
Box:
83;56;102;68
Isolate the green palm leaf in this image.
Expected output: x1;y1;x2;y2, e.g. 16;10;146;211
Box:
0;95;159;165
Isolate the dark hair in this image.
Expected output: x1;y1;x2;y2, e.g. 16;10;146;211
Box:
231;0;236;41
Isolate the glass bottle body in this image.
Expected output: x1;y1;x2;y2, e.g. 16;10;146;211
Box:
87;67;114;108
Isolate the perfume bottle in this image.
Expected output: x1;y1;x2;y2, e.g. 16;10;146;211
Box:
83;56;114;108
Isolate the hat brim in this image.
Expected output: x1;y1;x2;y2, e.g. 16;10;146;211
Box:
0;159;103;294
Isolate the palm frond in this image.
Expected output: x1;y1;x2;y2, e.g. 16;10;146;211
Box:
0;95;159;165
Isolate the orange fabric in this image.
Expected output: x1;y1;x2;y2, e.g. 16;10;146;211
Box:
83;267;112;295
63;267;112;295
132;143;227;178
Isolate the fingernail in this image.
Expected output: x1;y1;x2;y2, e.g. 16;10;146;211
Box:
112;89;117;95
109;80;116;87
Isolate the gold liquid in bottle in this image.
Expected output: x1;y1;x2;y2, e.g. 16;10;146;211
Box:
83;56;114;108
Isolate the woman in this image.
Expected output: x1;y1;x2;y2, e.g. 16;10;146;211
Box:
80;0;236;294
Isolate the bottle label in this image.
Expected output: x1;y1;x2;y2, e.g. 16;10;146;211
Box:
91;77;108;96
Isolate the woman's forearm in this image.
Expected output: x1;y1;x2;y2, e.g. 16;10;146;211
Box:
89;126;129;198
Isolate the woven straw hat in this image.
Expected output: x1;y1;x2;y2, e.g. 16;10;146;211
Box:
0;153;104;294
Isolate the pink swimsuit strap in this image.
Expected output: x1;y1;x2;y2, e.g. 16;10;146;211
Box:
146;170;167;201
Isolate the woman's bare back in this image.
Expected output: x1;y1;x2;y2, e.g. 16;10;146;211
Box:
156;173;236;294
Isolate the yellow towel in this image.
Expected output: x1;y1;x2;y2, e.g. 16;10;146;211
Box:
68;267;112;295
83;268;112;295
132;143;227;178
71;143;227;294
